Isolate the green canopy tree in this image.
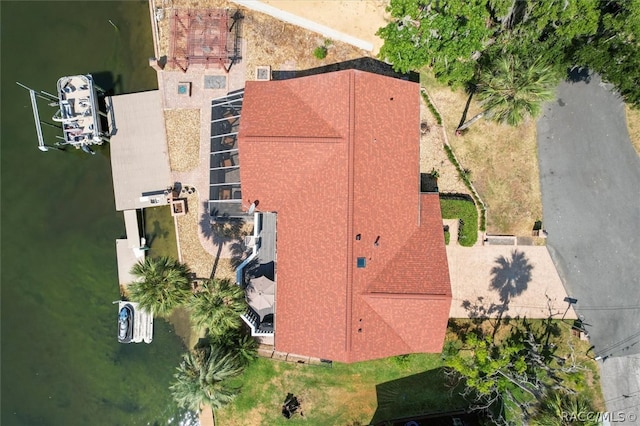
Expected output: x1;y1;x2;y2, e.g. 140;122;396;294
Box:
574;0;640;106
170;343;243;413
127;256;192;317
457;55;557;131
377;0;493;86
486;0;599;76
377;0;599;88
189;279;247;337
444;319;588;424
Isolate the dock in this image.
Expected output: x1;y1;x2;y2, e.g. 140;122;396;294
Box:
108;90;175;344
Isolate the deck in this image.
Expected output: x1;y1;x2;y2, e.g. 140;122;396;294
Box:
109;91;172;211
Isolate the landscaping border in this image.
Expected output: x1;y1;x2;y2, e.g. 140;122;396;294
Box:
421;88;487;232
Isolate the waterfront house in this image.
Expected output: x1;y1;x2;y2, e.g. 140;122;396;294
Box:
236;69;452;363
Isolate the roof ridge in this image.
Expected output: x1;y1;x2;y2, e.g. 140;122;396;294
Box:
345;70;356;354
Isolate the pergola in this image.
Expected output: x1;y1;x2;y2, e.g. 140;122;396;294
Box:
169;9;243;73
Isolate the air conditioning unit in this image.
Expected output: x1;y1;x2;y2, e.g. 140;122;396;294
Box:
255;66;271;81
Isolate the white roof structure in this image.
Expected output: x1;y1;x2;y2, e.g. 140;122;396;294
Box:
109;91;172;211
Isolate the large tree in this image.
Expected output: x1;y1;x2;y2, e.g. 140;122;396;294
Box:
378;0;599;88
170;343;243;413
444;319;589;424
574;0;640;106
189;279;247;337
377;0;493;86
127;256;192;317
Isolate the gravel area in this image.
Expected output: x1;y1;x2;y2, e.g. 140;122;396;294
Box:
419;95;469;195
165;109;201;172
242;10;367;81
175;192;215;279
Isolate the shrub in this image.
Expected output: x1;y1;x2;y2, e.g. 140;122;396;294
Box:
313;46;328;59
421;90;442;125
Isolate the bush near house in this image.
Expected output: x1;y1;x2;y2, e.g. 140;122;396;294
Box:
440;196;478;247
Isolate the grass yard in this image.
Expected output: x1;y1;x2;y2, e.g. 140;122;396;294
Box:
216;354;468;426
440;197;478;247
626;104;640;156
421;72;542;236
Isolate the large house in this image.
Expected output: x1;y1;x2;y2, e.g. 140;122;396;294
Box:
237;69;452;363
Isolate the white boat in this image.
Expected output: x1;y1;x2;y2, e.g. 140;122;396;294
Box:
52;74;109;150
117;301;153;344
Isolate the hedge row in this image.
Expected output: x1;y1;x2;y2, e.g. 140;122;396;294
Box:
420;90;442;125
443;144;487;231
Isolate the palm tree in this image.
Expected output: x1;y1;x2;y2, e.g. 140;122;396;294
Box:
209;329;258;366
531;390;599;426
457;56;557;131
170;344;243;413
189;278;247;337
127;256;192;317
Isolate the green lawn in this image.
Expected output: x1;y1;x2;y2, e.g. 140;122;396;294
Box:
440;197;478;246
216;354;468;425
143;205;178;259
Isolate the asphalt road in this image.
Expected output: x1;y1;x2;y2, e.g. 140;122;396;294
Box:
537;72;640;422
537;72;640;357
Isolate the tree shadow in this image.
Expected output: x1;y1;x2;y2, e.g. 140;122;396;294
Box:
457;83;477;129
454;298;514;340
145;219;169;248
490;249;533;305
370;368;472;425
199;202;246;279
566;66;592;84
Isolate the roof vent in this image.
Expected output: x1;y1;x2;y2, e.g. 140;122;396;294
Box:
355;233;361;241
374;235;380;246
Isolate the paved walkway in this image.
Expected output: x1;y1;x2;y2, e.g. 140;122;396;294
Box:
447;244;577;320
160;40;249;261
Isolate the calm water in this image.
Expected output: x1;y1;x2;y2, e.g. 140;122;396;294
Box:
1;2;189;425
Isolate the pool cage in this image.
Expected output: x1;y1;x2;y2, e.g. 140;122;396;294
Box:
169;9;243;73
209;90;247;219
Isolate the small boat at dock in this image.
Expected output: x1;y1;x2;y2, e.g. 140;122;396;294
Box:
118;303;134;343
116;301;153;344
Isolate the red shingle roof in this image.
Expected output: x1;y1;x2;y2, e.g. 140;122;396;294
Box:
238;70;452;363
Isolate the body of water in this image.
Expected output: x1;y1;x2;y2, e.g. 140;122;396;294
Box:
1;2;189;424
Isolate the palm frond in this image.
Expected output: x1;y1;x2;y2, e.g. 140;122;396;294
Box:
127;256;193;316
170;344;243;411
189;279;247;336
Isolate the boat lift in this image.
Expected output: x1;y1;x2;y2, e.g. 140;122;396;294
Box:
16;82;61;152
17;75;111;153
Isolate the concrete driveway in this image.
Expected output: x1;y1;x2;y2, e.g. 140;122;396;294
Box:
447;244;577;320
537;72;640;358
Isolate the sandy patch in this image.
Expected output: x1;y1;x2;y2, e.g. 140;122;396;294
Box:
625;104;640;156
257;0;390;54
